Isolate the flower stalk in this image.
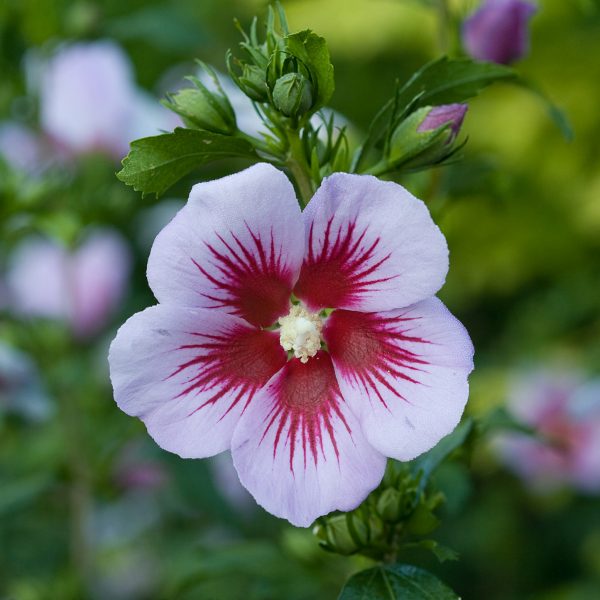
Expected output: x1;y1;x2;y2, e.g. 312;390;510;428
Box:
285;128;315;208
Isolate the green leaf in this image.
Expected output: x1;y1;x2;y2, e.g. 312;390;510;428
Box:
396;56;516;114
283;30;335;110
338;564;459;600
410;418;473;491
117;128;258;197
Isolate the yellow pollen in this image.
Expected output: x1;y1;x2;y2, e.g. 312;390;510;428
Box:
278;305;323;363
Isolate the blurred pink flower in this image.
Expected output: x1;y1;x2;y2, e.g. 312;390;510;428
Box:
114;444;168;492
39;41;178;160
7;229;132;338
495;371;600;493
0;121;47;174
462;0;537;65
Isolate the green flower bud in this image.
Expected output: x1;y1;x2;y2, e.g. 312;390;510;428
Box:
367;513;385;541
164;79;236;135
238;64;269;102
377;488;403;522
315;513;369;555
406;501;441;536
272;72;313;118
386;104;467;171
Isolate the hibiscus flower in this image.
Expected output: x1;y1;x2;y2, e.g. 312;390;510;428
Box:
109;163;474;526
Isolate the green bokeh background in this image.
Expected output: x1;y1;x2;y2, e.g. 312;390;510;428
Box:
1;1;599;598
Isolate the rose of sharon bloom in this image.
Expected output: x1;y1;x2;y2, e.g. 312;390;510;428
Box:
462;0;537;65
109;164;474;526
495;371;600;493
40;41;177;160
7;229;131;338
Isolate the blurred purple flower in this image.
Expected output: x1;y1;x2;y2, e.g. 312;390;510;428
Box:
6;229;132;338
462;0;537;64
495;370;600;493
0;122;47;174
114;444;168;491
417;104;468;142
39;41;178;161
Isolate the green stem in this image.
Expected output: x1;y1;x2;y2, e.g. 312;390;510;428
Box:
62;384;93;589
437;0;451;55
286;129;315;208
49;331;93;593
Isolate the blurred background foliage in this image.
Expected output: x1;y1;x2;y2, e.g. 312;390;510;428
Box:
1;1;599;598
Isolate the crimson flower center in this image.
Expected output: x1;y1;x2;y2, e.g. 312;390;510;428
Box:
277;304;323;363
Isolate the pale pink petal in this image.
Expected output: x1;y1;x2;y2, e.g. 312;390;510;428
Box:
71;229;132;337
147;163;304;327
294;173;448;312
109;304;286;458
231;352;386;527
324;297;474;461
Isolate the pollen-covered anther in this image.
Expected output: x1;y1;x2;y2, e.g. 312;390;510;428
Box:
278;305;323;363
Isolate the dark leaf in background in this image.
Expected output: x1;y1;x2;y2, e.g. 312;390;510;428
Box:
105;5;209;53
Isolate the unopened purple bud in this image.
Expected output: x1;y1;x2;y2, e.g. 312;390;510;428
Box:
417;104;468;142
462;0;537;65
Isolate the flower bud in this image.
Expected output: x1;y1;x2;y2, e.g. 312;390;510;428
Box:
462;0;537;65
313;513;369;555
417;104;468;142
272;72;313;118
406;501;441;536
387;104;468;170
376;488;403;522
165;78;236;135
238;64;269;103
